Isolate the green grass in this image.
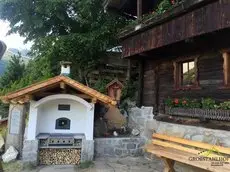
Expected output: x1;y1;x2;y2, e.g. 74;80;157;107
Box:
3;161;37;172
3;161;23;172
76;161;94;170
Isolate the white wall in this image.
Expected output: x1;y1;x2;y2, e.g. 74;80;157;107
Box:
27;101;38;141
27;95;94;141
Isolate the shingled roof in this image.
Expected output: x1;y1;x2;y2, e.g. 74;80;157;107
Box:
1;75;117;106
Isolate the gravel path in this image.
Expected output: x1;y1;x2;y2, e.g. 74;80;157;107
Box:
17;155;207;172
26;156;164;172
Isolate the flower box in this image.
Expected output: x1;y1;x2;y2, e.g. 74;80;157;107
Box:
165;107;230;121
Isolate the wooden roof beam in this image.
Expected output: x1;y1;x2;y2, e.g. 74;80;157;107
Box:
137;0;142;22
91;97;97;104
60;82;66;89
1;75;117;106
10;94;33;104
10;99;18;104
75;94;92;99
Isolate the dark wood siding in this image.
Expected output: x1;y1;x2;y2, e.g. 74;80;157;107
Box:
142;60;155;106
142;51;230;113
122;0;230;58
158;60;174;112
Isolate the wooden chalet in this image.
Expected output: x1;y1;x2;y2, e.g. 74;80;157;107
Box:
110;0;230;123
108;1;230;171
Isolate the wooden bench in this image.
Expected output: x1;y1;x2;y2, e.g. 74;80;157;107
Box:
145;133;230;172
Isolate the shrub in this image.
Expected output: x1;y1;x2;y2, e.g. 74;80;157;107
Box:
165;97;174;107
165;97;229;110
189;99;201;108
156;0;173;14
201;98;216;109
220;101;230;110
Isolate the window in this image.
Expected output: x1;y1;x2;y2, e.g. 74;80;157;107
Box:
223;51;230;87
58;104;70;111
174;57;199;89
182;61;195;86
55;118;71;130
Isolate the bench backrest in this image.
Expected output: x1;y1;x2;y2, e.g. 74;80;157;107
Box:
152;133;230;156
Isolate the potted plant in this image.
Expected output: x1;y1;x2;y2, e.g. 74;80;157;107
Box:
165;98;230;121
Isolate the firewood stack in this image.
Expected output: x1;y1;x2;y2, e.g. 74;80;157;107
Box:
39;148;81;165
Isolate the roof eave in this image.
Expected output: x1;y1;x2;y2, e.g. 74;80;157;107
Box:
119;0;217;40
1;75;117;106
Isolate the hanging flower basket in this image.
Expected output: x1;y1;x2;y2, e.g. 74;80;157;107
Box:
165;106;230;121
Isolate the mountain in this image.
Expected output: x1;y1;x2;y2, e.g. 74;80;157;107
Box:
0;48;30;75
0;60;7;75
8;48;30;57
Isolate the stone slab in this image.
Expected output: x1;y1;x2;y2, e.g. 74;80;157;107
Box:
81;140;94;162
6;104;26;156
22;140;38;165
94;137;145;158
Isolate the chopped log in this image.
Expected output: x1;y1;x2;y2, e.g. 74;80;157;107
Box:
39;148;81;165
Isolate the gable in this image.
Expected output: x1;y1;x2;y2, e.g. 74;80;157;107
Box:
1;75;117;106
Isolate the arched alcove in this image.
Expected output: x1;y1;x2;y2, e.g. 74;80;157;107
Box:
34;94;92;109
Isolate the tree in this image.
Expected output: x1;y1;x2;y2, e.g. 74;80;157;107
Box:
0;53;25;118
0;0;126;84
0;55;53;118
0;56;53;95
0;53;25;88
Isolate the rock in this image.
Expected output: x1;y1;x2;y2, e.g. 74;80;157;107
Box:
124;99;136;108
191;135;204;142
2;146;18;163
115;149;122;156
0;134;5;151
132;129;140;136
127;143;136;149
141;106;154;119
113;131;118;137
203;134;216;144
121;126;127;133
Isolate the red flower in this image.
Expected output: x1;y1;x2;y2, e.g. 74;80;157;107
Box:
174;98;179;104
171;0;175;5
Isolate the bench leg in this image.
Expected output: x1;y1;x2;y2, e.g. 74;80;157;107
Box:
162;158;175;172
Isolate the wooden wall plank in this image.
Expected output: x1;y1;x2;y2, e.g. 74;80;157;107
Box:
142;52;230;112
122;0;230;58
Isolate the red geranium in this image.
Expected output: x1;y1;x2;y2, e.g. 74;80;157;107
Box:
174;98;179;104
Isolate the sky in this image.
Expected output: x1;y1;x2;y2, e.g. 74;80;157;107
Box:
0;20;32;50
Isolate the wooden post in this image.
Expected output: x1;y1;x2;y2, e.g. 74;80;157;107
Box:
137;60;144;107
137;0;142;21
162;158;175;172
91;97;97;104
223;52;230;86
5;104;26;157
60;82;66;89
126;59;131;81
154;65;159;112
